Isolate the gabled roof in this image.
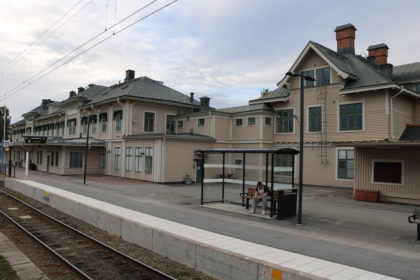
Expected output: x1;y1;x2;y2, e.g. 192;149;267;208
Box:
85;76;200;108
217;103;273;114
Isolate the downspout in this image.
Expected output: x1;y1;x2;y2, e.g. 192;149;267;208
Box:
390;86;404;140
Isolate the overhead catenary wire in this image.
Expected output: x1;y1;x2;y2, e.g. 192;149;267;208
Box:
2;0;177;101
0;0;88;75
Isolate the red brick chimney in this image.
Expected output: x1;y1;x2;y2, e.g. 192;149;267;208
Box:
335;24;356;54
367;43;389;65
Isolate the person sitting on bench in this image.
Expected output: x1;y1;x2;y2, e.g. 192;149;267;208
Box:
250;181;271;215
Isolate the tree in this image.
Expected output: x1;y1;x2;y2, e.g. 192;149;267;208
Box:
260;88;270;97
0;106;10;141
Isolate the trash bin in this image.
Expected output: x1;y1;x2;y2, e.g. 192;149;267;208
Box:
277;189;297;219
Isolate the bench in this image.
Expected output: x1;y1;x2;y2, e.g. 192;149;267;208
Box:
408;208;420;241
240;187;278;213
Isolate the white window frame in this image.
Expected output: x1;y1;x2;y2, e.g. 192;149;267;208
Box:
125;147;132;172
264;117;272;126
247;117;256;127
307;104;323;133
114;147;121;170
371;159;404;186
135;147;143;173
166;113;176;134
234;118;243;127
143;111;156;133
337;100;365;133
335;147;354;182
301;66;332;87
274;107;295;135
197;118;205;127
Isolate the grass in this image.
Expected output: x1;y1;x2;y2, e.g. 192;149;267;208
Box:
0;255;19;280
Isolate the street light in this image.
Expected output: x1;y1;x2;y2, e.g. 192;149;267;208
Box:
285;71;316;225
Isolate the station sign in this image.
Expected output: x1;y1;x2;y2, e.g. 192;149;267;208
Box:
24;136;47;144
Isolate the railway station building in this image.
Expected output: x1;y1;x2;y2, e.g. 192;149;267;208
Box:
10;23;420;205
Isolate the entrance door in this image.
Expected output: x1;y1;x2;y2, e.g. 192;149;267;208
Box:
195;159;204;183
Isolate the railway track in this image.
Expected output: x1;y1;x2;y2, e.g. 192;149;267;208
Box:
0;190;175;280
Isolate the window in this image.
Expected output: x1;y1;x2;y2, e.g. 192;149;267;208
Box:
302;70;315;87
81;117;87;134
51;152;54;166
166;115;175;134
99;113;107;132
114;147;121;170
67;119;76;135
55;123;59;136
274;154;294;179
135;147;142;173
316;67;330;86
125;147;132;172
90;116;97;134
416;84;420;93
235;118;243;127
69;152;83;168
265;117;272;126
276;109;294;133
177;120;183;128
337;149;354;180
198;118;205;127
113;110;123;132
145;147;153;174
144;112;155;132
247;117;256;126
308;106;322;132
340;103;363;131
61;122;65;136
373;161;403;184
55;152;59;167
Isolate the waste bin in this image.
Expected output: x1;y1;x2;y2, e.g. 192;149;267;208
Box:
277;189;297;219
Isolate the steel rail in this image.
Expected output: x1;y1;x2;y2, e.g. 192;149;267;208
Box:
0;190;176;280
0;208;93;280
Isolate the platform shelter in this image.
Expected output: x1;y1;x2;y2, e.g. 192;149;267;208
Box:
196;148;299;217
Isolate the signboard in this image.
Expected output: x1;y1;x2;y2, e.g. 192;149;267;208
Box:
24;136;47;144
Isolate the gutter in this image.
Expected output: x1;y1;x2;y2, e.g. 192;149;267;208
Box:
390;86;404;140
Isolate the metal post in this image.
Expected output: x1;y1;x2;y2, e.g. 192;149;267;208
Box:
83;116;90;184
242;152;245;206
1;140;3;174
270;153;274;218
297;72;305;225
265;153;268;186
25;151;29;177
222;152;225;203
200;152;204;205
417;224;420;242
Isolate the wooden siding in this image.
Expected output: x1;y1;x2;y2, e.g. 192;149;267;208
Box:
392;95;414;139
355;147;420;205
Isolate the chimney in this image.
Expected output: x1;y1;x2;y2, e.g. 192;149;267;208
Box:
335;23;356;54
69;90;76;98
200;96;210;111
124;69;135;82
41;99;51;109
367;43;389;65
78;87;85;93
190;92;194;102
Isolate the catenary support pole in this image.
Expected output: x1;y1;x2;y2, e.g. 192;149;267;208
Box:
25;151;29;177
83;116;91;184
297;72;304;225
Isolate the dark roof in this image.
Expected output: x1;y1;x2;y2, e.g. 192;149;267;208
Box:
367;43;388;50
11;119;26;126
334;23;356;32
248;87;289;104
310;41;395;91
86;77;200;107
66;84;108;102
393;62;420;84
217;103;273;114
399;125;420;141
195;148;299;154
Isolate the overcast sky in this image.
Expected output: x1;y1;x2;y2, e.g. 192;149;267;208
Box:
1;0;420;122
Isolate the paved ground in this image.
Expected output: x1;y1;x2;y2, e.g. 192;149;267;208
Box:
10;169;420;280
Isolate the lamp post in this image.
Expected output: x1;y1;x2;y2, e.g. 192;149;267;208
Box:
285;71;316;225
83;115;91;184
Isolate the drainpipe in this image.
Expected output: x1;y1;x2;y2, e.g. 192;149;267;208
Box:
390;86;404;140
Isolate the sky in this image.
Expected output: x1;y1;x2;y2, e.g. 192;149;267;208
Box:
1;0;420;122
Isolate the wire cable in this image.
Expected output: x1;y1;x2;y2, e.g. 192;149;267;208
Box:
2;0;178;101
0;0;87;74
